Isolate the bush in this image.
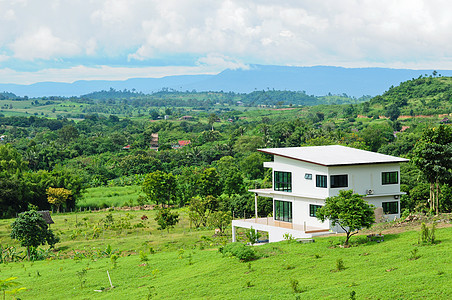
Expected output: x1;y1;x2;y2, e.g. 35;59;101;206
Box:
219;242;258;262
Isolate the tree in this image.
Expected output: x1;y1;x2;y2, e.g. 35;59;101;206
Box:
10;211;59;260
316;190;375;245
46;187;72;212
154;207;179;233
189;195;219;228
207;113;218;130
198;168;222;198
411;125;452;214
208;211;232;234
143;170;177;206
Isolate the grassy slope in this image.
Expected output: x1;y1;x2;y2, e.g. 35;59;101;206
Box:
1;209;451;299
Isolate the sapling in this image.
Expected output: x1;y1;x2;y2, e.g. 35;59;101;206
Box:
140;251;149;262
245;227;261;245
76;269;87;288
336;258;346;271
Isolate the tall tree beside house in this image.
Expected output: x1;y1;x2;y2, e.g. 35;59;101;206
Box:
316;190;375;245
411;125;452;214
10;211;59;260
142;170;177;206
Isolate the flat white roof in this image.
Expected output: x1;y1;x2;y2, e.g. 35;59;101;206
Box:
258;145;409;166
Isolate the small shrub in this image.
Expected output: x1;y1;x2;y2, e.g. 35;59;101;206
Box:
409;248;420;260
335;258;346;271
140;251;149;262
350;290;356;300
419;222;437;245
219;242;258;262
245;281;254;288
290;279;306;293
314;254;321;259
283;233;295;242
245;227;261;245
110;254;119;268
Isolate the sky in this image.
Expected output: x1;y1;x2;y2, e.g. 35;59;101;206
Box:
0;0;451;84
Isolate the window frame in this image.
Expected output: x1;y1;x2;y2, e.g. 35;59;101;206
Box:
274;200;293;222
316;175;327;188
330;174;348;188
309;204;323;217
274;171;292;192
382;171;398;185
382;201;399;214
304;173;312;180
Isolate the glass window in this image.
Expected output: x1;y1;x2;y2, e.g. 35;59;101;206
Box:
382;171;398;185
304;173;312;180
331;175;348;188
316;175;327;188
309;204;322;217
274;200;292;222
274;171;292;192
382;201;399;214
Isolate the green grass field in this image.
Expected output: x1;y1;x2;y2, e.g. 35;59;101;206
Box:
1;208;451;299
77;185;145;209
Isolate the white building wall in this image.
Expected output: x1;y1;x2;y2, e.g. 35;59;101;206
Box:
327;163;401;197
291;198;328;229
268;156;329;198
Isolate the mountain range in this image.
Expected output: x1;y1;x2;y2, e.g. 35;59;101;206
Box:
1;65;451;98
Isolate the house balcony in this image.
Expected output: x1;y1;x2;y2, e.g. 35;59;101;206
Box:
232;217;330;243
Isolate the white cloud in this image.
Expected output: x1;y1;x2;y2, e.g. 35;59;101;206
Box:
10;27;80;60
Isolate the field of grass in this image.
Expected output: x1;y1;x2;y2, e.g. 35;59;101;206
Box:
77;185;145;209
1;208;451;299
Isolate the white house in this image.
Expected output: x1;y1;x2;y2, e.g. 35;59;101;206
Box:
232;145;409;243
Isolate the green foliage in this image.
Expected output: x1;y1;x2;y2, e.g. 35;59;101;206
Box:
0;277;26;300
290;279;306;293
335;258;346;271
154;208;179;233
219;242;258;262
189;195;219;228
409;248;421;260
419;222;437;245
245;227;261;245
317;190;375;245
411;125;452;213
208;211;232;234
142;171;177;206
10;211;59;260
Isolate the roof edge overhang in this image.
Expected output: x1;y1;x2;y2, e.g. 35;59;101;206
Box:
258;149;409;167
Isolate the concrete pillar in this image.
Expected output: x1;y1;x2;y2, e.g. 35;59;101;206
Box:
232;226;237;242
254;193;258;219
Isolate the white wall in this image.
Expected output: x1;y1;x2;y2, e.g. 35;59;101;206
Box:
268;156;329;198
291;197;328;229
327;163;401;197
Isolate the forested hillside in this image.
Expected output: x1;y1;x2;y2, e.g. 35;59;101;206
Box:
0;75;451;218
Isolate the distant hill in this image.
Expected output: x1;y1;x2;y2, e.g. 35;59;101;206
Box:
369;76;452;116
1;65;451;98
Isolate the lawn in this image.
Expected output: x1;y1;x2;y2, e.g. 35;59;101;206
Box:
1;209;451;299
